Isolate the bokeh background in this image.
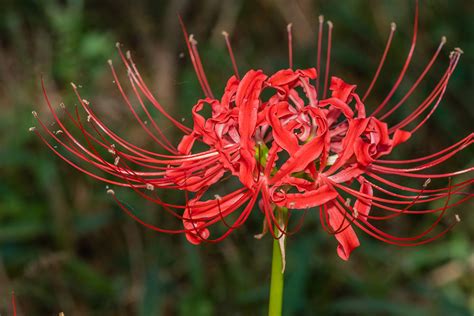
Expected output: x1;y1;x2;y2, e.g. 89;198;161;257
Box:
0;0;473;315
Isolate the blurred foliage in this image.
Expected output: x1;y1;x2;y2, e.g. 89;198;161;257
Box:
0;0;473;315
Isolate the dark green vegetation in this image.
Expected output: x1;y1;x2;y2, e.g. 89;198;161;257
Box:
0;0;472;315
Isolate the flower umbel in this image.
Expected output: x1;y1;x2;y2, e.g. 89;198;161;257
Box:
32;2;472;261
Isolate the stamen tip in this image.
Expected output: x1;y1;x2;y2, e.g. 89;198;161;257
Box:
31;110;38;117
106;189;115;195
107;59;113;66
70;82;77;89
455;214;461;222
221;30;229;37
441;36;447;44
108;145;116;155
59;102;65;109
318;15;324;23
114;156;120;166
390;22;397;31
450;48;464;59
327;20;333;28
189;34;197;45
115;42;121;48
423;178;431;187
146;183;154;191
287;23;293;31
29;126;36;132
126;50;132;60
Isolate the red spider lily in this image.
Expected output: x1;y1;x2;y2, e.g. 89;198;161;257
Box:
31;1;472;261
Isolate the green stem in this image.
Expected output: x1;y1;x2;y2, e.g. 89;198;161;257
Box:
268;235;285;316
268;206;288;316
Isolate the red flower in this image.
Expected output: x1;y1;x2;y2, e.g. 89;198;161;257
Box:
32;2;472;261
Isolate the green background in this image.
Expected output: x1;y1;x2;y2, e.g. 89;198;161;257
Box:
0;0;472;315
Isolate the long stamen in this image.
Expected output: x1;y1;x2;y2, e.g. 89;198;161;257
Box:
362;22;396;101
116;43;191;134
388;55;454;132
322;20;333;99
177;16;214;99
377;133;473;165
316;15;324;96
222;31;240;79
124;68;179;151
371;0;419;117
189;35;214;99
108;60;178;154
410;50;462;133
287;23;293;69
380;36;446;120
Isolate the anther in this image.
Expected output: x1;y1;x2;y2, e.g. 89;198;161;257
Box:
327;20;333;28
70;82;77;89
390;22;397;31
345;198;351;206
114;156;120;166
353;208;359;219
59;102;65;109
455;214;461;222
287;23;293;32
189;34;197;45
288;202;295;208
29;126;36;132
126;51;132;60
214;194;222;200
115;42;121;48
32;111;38;117
146;183;154;191
107;59;113;66
441;36;447;44
450;48;463;59
106;189;115;195
318;15;324;23
423;178;431;188
108;144;116;155
82;99;90;105
221;31;229;37
87;115;92;122
55;129;63;135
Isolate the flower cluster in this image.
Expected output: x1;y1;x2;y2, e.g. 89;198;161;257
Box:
32;4;472;260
